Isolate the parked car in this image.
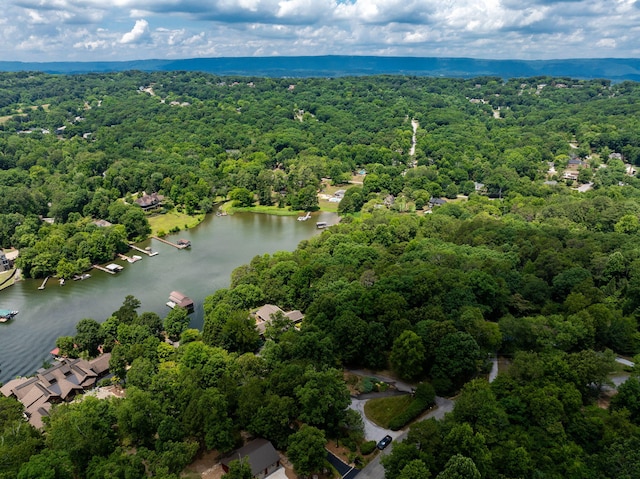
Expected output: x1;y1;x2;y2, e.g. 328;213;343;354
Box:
377;435;393;450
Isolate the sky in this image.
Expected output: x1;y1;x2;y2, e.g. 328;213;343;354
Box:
1;0;639;62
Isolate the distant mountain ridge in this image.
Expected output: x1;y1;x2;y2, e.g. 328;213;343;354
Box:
1;56;640;80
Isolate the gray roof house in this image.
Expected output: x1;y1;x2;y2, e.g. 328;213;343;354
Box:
221;439;280;479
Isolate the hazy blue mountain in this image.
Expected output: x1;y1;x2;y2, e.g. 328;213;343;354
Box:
1;56;640;80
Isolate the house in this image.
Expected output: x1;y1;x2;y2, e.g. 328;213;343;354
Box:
0;354;111;428
135;192;164;211
92;219;113;228
221;439;280;479
429;197;447;207
253;304;304;335
0;252;11;271
567;158;586;169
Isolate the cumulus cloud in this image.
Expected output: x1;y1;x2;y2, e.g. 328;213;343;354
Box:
120;18;150;43
2;0;640;61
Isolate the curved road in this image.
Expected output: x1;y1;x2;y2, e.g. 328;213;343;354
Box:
355;396;455;479
349;359;499;479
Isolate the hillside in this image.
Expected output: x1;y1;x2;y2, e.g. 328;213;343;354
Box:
1;56;640;80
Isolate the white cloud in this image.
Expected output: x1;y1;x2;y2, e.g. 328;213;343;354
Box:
1;0;640;61
120;18;150;43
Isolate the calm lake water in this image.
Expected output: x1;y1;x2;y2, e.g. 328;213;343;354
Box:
0;210;338;383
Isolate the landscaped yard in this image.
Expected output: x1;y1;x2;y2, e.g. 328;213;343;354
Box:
364;395;414;429
147;210;205;236
221;203;300;216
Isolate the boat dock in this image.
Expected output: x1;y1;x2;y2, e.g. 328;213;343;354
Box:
297;212;311;221
38;276;49;290
152;236;191;249
129;244;158;257
93;264;123;275
118;253;142;263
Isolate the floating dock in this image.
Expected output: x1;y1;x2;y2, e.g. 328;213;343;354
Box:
152;236;191;249
129;244;158;256
297;212;311;221
38;276;49;290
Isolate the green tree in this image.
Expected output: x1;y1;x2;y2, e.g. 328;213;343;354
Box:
294;367;351;431
398;459;431;479
224;458;253;479
390;330;426;381
74;318;104;357
286;425;327;477
430;332;481;394
44;397;117;477
164;307;190;341
229;187;254;207
436;454;481;479
17;450;74;479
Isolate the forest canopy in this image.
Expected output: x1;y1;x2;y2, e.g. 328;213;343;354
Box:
2;71;640;478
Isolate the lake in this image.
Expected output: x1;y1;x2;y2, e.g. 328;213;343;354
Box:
0;210;337;383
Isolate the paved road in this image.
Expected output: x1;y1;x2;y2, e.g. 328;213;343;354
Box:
355;396;455;479
350;398;404;442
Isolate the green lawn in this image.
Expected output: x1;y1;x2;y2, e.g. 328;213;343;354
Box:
364;395;414;429
147;210;205;236
223;204;301;216
0;269;15;291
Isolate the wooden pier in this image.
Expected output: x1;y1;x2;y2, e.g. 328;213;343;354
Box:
129;244;158;257
152;236;191;249
38;276;49;290
93;264;116;275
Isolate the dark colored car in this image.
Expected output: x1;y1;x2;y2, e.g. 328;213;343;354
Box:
377;435;393;450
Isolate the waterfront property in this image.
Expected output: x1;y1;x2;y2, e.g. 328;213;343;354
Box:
135;192;164;211
253;304;304;335
0;354;111;428
167;290;195;313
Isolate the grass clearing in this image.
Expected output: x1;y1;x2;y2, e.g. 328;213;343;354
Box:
147;210;205;236
224;204;301;216
364;394;414;429
0;269;15;291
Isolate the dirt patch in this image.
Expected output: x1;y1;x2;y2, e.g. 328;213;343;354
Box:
182;450;222;479
183;450;299;479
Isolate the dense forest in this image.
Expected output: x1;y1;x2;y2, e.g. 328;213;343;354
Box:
2;72;640;478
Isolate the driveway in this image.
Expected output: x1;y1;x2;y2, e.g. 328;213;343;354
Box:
354;396;455;479
350;398;404;442
327;450;360;479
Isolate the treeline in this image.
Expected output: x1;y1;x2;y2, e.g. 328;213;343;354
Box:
3;72;640;278
382;350;639;479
